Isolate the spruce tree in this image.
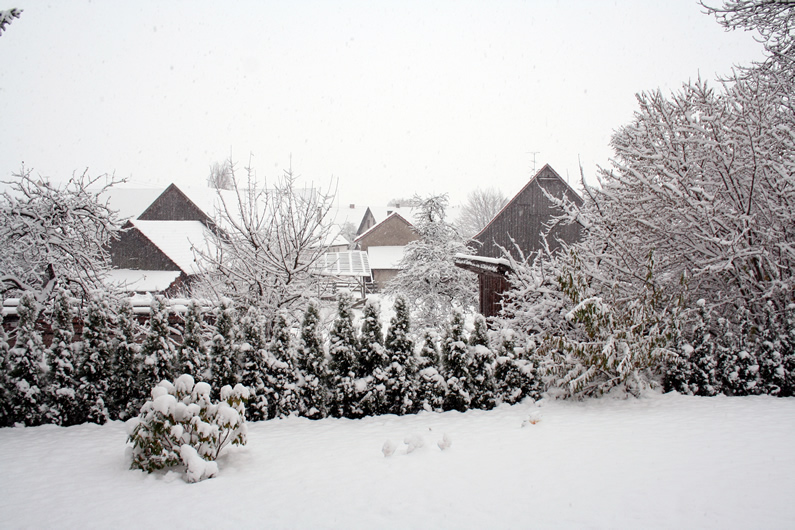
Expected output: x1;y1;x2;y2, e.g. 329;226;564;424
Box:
328;292;361;418
414;329;446;412
238;306;269;421
718;309;761;396
177;300;209;379
295;300;327;419
107;297;142;420
209;298;241;394
0;313;12;427
492;329;540;404
417;328;440;369
138;295;176;394
359;298;387;377
7;293;47;425
441;309;472;412
686;302;721;396
356;298;388;416
76;291;113;424
757;302;787;396
782;303;795;397
468;315;496;409
45;288;81;426
383;296;417;415
263;312;301;419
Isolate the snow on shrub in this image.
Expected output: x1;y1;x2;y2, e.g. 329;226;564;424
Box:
126;374;249;482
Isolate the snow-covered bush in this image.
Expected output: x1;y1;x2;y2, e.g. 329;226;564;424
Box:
107;298;143;420
209;298;241;393
468;315;496;410
127;374;248;482
176;300;209;379
383;296;418;415
138;296;177;394
261;313;302;419
295;300;328;419
75;291;114;424
441;310;473;411
45;288;81;426
328;292;362;418
238;306;270;422
542;254;681;397
6;293;48;426
0;314;11;427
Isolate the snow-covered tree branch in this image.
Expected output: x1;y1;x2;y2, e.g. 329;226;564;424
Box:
386;194;476;328
0;167;123;302
0;8;22;37
193;160;337;332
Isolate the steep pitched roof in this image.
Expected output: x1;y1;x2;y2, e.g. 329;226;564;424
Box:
474;164;582;259
475;164;581;240
138;183;212;223
354;211;415;243
100;186;164;221
129;219;212;275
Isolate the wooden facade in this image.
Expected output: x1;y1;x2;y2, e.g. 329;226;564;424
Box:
462;164;583;318
475;164;582;260
111;221;183;272
138;183;211;225
355;213;417;252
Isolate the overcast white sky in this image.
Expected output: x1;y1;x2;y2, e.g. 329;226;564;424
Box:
0;0;764;207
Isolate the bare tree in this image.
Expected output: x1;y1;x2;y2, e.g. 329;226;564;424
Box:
454;187;508;239
0;8;22;37
0;167;123;302
207;159;234;190
193;161;337;331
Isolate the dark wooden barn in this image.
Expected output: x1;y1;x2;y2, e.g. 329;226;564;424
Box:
456;164;583;318
108;184;215;294
138;183;212;225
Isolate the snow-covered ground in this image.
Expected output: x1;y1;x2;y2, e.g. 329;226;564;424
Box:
1;392;793;529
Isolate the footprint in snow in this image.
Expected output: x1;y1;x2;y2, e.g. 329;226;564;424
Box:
437;433;452;451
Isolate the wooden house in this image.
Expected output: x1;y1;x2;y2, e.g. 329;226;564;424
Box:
108;184;216;295
456;164;582;317
355;212;419;289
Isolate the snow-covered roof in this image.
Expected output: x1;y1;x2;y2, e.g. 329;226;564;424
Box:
453;253;513;276
368;206;415;225
329;204;370;230
130;220;212;275
317;251;371;278
99;186;165;221
105;269;183;293
367;245;406;270
354;211;414;243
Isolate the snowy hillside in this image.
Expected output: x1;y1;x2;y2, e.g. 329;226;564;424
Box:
1;392;793;529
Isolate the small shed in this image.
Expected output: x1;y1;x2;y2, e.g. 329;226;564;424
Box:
457;164;583;318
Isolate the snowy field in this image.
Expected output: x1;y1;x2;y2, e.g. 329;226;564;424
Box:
1;392;793;529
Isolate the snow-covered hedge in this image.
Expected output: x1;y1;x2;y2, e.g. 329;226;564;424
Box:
126;375;248;482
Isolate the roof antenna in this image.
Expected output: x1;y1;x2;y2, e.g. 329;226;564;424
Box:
527;151;540;175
